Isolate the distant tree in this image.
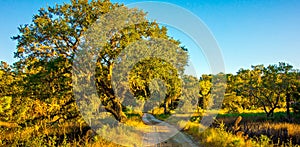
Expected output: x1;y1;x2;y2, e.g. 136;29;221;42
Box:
210;73;227;109
235;63;299;117
224;73;251;110
128;58;184;114
178;75;199;113
198;73;226;110
260;64;285;117
199;74;212;109
277;63;299;119
235;66;263;109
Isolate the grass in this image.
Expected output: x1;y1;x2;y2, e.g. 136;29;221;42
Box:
159;108;300;147
0;123;123;146
215;109;300;146
0;111;146;147
177;120;259;147
177;120;299;147
1;103;299;146
151;107;300;146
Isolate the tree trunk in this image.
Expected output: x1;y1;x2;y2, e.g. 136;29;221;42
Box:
262;104;269;117
105;106;127;123
164;102;168;114
266;107;276;117
286;93;291;121
264;106;274;117
163;94;170;114
98;79;127;122
104;98;127;123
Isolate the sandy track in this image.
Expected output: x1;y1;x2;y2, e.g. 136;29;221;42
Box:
141;113;199;147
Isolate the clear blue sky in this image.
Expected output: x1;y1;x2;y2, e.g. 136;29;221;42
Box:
0;0;299;75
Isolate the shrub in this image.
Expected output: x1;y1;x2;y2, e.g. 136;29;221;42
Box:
292;102;300;114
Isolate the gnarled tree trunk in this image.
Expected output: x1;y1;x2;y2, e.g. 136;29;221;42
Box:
103;97;127;123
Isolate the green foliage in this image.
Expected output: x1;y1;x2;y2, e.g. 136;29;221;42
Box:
292;102;300;114
0;96;12;121
181;121;259;147
198;73;226;110
129;57;184;114
199;74;212;109
154;113;172;121
233;63;299;117
0;0;299;146
1;0;186;145
0;96;12;113
8;0;189;123
222;93;243;113
0;62;16;97
9;0;118;125
179;75;199;113
256;134;271;146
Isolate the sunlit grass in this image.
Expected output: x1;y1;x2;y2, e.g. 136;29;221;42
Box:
1;104;299;146
177;120;259;147
218;108;287;115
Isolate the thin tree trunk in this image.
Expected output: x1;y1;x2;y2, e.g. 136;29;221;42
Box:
164;102;168;114
286;93;291;121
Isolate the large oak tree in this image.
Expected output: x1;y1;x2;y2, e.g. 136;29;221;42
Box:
12;0;188;122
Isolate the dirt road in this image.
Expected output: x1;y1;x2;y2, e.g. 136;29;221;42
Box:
141;113;199;147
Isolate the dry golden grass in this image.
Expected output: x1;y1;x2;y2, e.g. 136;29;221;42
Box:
260;122;300;137
215;109;300;145
177;120;260;147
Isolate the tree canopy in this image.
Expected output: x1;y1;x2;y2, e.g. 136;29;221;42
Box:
10;0;189;123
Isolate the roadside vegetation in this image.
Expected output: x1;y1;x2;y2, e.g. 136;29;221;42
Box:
0;0;299;146
177;109;300;147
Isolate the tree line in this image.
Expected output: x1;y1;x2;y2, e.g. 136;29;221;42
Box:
199;63;300;118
